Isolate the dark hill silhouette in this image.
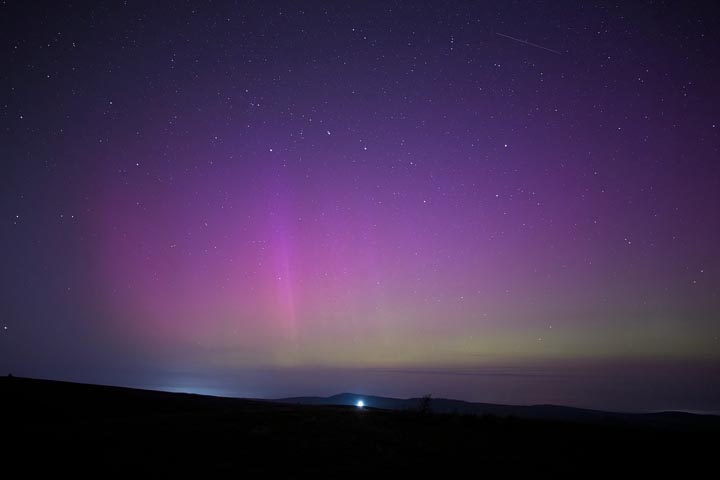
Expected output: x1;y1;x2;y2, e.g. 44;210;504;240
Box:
278;392;720;430
3;376;718;474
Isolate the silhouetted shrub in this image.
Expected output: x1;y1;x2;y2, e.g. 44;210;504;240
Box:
417;394;432;415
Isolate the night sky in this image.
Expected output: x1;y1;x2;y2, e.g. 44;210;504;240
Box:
2;1;719;413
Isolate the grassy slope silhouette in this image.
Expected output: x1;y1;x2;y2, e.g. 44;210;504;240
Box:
3;376;717;474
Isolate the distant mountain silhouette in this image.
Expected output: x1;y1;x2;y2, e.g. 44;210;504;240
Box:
277;392;720;430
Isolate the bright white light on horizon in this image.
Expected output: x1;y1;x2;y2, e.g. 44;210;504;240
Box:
356;400;364;408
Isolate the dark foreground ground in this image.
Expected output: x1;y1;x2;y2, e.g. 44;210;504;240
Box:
2;376;717;474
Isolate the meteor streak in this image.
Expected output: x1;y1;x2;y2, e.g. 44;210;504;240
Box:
496;32;562;55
